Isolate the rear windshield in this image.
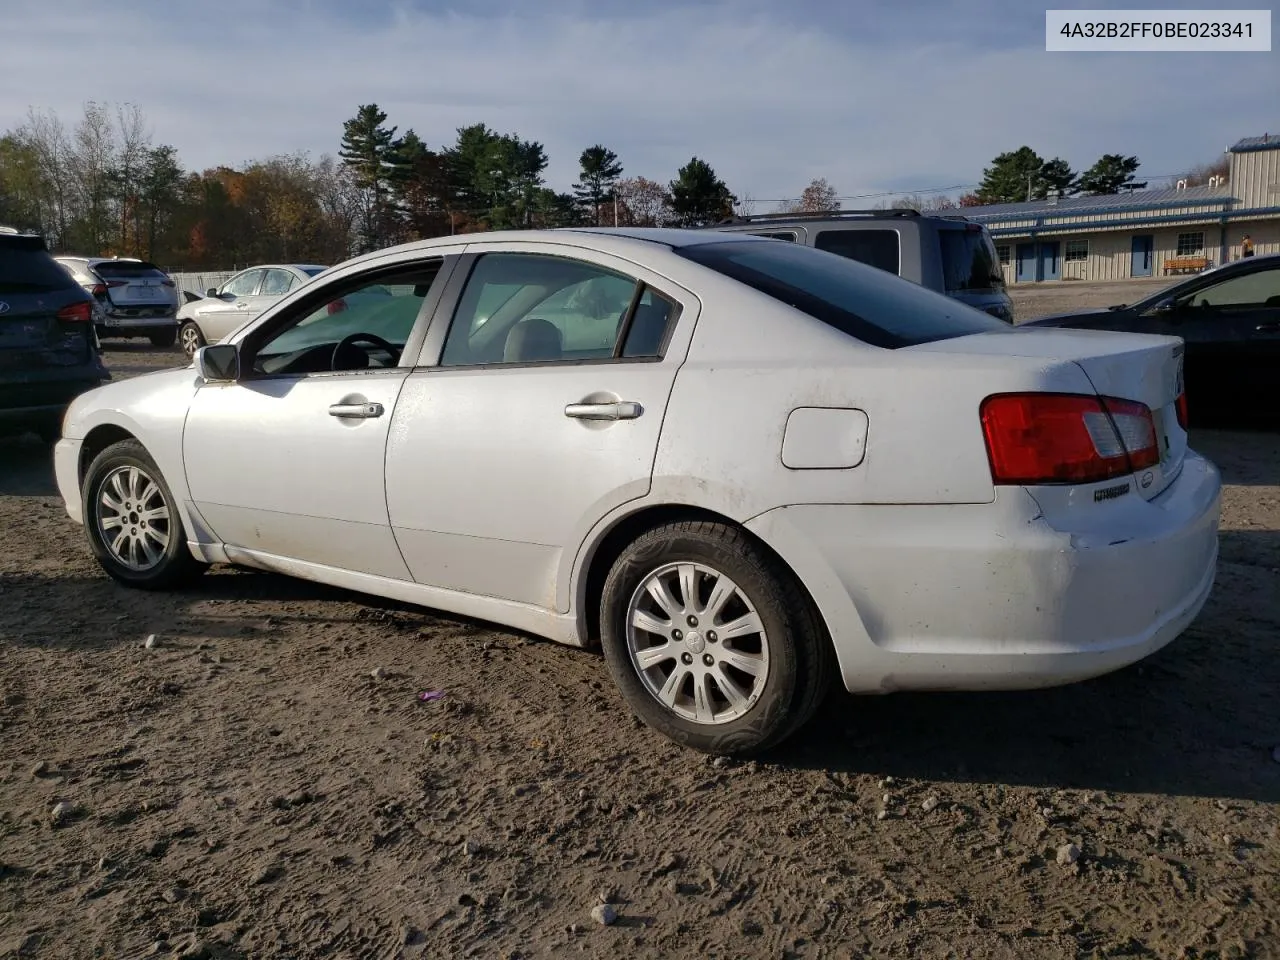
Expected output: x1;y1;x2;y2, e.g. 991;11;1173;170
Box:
814;229;901;275
0;238;79;294
938;228;1005;293
676;239;1008;349
92;260;169;280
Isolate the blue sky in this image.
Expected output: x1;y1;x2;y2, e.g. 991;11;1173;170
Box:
2;0;1274;206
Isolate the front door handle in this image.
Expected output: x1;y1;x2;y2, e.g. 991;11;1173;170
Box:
1255;322;1280;333
564;401;644;421
329;401;384;419
235;301;249;308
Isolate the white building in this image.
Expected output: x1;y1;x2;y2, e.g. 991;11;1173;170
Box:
961;134;1280;284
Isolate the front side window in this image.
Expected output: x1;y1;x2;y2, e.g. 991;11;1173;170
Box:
814;229;900;275
1176;232;1205;256
223;270;263;298
259;269;294;296
439;253;676;366
676;239;1007;349
1179;265;1280;309
249;262;443;376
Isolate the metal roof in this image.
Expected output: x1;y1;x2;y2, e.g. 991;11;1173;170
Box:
1230;134;1279;153
959;183;1234;221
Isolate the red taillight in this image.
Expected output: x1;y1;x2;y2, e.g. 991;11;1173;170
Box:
91;283;108;297
980;393;1159;485
1175;391;1189;430
106;279;126;288
56;301;93;323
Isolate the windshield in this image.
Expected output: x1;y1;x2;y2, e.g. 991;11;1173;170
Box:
676;239;1008;349
0;239;79;294
938;227;1005;294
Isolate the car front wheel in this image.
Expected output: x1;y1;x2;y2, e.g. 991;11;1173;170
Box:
82;439;206;589
599;521;832;755
179;321;206;357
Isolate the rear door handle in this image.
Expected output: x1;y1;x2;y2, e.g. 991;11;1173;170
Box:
329;401;384;419
564;401;643;421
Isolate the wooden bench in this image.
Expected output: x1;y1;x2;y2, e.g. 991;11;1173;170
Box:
1163;256;1210;275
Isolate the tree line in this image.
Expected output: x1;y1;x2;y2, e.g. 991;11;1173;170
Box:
0;100;1231;269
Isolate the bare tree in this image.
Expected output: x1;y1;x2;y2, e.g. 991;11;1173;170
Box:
114;103;152;252
1182;155;1230;187
70;101;118;252
16;107;73;246
613;176;673;227
314;153;361;259
732;191;757;218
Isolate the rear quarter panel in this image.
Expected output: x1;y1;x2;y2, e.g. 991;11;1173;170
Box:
650;291;1099;515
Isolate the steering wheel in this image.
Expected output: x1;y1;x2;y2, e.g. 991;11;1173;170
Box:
332;333;401;371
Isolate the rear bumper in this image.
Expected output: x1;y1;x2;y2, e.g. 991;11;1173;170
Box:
746;451;1222;693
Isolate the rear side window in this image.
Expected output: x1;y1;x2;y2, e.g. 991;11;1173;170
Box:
750;231;798;242
91;260;169;280
938;228;1005;293
0;238;79;294
814;229;900;275
676;239;1007;349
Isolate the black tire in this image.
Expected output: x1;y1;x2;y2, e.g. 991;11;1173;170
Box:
178;321;205;357
149;328;177;348
599;521;832;756
82;438;206;590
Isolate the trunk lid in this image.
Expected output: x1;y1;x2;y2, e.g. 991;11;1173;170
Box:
911;327;1187;499
92;260;177;309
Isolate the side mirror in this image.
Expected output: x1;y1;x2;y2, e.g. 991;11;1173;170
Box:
194;344;240;383
206;287;218;297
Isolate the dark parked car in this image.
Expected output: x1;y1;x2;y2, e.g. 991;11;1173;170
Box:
0;228;110;442
1022;253;1280;422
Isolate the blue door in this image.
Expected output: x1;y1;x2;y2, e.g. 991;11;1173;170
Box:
1039;241;1061;281
1016;243;1037;282
1130;235;1154;277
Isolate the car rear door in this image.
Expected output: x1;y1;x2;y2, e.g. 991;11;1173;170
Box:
385;243;697;613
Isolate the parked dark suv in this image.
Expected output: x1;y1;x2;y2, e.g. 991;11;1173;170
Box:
0;229;110;442
708;209;1015;323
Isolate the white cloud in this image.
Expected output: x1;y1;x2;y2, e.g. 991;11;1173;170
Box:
1;0;1273;203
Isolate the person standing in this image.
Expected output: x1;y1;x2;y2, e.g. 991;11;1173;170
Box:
1241;234;1255;258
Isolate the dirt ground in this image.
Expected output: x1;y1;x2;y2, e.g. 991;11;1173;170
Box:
2;285;1278;959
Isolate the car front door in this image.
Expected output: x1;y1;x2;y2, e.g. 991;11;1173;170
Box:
1150;262;1280;413
384;244;695;612
199;268;265;342
181;256;454;578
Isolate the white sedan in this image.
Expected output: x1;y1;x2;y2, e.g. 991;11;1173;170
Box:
53;228;1221;754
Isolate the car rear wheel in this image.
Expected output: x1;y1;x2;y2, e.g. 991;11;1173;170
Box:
82;439;206;590
179;321;205;357
150;328;177;348
599;521;832;755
